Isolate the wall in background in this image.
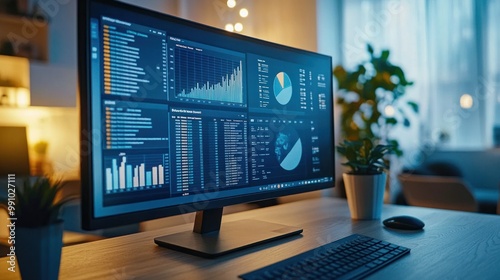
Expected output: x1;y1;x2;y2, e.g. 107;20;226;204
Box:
496;99;500;124
28;0;77;107
0;107;79;178
119;0;178;15
0;55;29;87
176;0;317;52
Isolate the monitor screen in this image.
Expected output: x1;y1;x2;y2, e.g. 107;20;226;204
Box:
79;0;334;257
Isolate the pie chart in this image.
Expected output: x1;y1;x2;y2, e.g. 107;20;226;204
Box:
274;127;302;171
273;72;293;105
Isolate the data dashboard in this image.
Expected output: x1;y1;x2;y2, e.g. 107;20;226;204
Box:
88;13;332;216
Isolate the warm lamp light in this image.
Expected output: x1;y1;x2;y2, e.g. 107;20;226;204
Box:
16;87;30;107
460;93;473;109
0;86;30;107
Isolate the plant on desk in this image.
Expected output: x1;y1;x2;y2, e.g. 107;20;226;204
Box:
333;44;417;156
2;177;75;280
336;138;394;220
333;44;417;202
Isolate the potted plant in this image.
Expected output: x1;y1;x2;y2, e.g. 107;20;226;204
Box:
336;138;394;219
3;177;75;280
333;44;417;156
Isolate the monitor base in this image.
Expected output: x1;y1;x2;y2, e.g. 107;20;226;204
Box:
154;219;303;258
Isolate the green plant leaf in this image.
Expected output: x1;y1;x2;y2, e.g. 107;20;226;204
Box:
367;44;374;55
407;101;419;113
391;66;409;86
386;118;397;125
336;138;394;175
13;177;77;227
333;43;416;157
381;50;390;61
403;118;410;127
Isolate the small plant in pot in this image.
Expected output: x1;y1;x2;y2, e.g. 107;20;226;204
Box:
2;177;75;280
336;138;394;220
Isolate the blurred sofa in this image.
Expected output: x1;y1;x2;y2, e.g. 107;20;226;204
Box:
399;149;500;214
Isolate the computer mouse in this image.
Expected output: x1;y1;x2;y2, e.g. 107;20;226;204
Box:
383;215;425;230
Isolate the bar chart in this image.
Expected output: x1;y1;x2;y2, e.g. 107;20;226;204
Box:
174;43;244;104
104;153;169;192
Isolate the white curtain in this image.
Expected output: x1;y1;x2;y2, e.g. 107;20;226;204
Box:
341;0;426;156
319;0;500;160
486;0;500;145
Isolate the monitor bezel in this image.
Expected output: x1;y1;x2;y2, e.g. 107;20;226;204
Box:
78;0;334;230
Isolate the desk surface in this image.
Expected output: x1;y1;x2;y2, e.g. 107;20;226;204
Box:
2;197;500;279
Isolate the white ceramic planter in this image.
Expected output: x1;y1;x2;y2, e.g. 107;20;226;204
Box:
343;173;386;220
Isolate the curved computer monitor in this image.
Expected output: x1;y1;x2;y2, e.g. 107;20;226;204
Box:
78;0;334;257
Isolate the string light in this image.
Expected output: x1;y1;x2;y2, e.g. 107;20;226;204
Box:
227;0;236;8
234;22;243;32
239;8;248;18
225;23;234;32
224;1;248;33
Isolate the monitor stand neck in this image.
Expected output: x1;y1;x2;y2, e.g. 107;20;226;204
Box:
193;208;223;234
154;206;303;258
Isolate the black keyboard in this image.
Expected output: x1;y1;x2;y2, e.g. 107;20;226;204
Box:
239;234;410;280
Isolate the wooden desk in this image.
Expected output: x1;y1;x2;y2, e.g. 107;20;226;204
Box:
2;197;500;279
